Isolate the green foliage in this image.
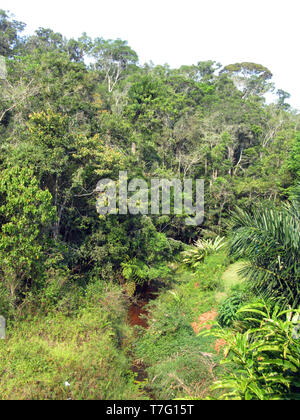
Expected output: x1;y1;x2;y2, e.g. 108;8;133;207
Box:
134;288;219;399
121;257;148;286
0;166;56;309
229;200;300;308
27;109;69;148
0;8;299;401
134;252;230;399
121;253;173;294
287;132;300;198
0;281;10;318
176;251;229;310
203;302;300;400
0;9;25;57
221;62;273;97
91;37;138;92
182;236;226;270
288;132;300;179
0;284;142;400
144;349;218;400
217;291;249;327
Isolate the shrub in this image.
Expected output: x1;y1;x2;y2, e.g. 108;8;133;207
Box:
0;282;11;319
121;257;172;295
192;251;229;292
217;292;248;327
121;257;148;286
182;236;226;270
0;166;56;309
203;302;300;400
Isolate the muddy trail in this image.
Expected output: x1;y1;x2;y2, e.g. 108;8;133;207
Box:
126;282;159;398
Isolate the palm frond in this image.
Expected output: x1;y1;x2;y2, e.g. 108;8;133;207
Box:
229;200;300;308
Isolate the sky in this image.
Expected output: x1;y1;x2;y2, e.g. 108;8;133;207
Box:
1;0;300;109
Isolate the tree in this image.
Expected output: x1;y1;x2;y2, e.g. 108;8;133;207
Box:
0;60;39;125
286;132;300;198
0;9;25;57
0;166;56;308
24;27;65;53
91;38;138;92
178;60;221;82
221;62;273;98
0;48;97;130
276;89;291;110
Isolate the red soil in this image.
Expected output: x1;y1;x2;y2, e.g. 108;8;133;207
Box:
191;310;218;334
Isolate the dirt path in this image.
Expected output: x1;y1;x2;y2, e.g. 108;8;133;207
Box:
191;310;218;334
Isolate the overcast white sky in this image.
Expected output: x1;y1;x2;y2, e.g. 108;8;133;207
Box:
1;0;299;109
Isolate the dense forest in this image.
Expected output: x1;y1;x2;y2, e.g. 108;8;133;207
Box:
0;9;299;401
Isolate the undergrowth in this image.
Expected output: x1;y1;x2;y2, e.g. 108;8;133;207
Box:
134;251;230;399
0;281;143;400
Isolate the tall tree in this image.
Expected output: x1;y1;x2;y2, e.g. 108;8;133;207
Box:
0;9;25;57
91;38;138;92
221;62;273;98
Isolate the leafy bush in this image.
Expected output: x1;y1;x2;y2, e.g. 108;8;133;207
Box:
191;251;229;292
217;292;248;327
121;256;172;296
121;257;148;285
0;166;56;309
203;302;300;400
0;282;11;319
133;253;231;399
182;236;226;270
194;268;222;292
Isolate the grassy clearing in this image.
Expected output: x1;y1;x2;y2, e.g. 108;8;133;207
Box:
0;282;144;400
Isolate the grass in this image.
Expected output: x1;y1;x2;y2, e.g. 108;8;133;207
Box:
215;261;246;303
133;251;233;399
222;262;246;293
0;252;246;400
0;282;144;400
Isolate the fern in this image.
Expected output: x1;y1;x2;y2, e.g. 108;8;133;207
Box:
121;257;148;286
